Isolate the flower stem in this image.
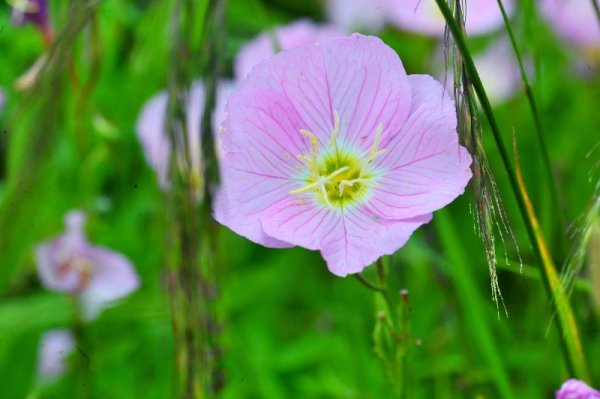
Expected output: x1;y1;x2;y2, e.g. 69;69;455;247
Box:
495;0;566;251
434;0;589;381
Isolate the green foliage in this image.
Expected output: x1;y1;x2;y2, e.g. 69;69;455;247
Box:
0;0;598;398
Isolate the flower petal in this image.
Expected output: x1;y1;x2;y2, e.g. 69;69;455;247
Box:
261;198;432;276
214;163;295;248
79;247;139;321
232;34;412;153
136;80;234;190
37;329;75;382
372;74;472;219
235;19;343;80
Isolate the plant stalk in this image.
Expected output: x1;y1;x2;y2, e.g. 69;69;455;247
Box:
434;0;589;380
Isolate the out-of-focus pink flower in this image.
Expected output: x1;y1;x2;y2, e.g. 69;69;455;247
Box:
556;379;600;399
36;211;139;320
0;88;5;112
215;34;472;276
235;20;344;80
541;0;600;49
136;80;234;191
386;0;513;37
11;0;53;41
37;329;75;382
325;0;389;33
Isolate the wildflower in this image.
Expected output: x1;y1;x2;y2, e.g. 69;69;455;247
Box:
136;80;233;191
36;211;139;320
235;20;343;80
37;329;75;383
386;0;513;37
215;34;472;276
556;379;600;399
11;0;54;43
540;0;600;50
325;0;389;33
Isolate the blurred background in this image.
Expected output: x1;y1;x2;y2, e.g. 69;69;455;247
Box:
0;0;598;398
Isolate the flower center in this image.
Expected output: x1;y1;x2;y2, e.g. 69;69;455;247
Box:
290;111;386;209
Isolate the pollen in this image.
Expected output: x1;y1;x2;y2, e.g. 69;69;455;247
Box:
290;110;386;209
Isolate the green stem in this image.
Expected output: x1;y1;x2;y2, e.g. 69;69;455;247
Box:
495;0;565;249
354;273;386;293
434;0;588;380
592;0;600;27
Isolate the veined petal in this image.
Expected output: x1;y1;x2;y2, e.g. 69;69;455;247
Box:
213;163;295;248
321;209;432;276
260;198;432;276
231;34;411;152
373;75;471;219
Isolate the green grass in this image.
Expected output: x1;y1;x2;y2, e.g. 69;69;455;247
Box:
0;0;598;398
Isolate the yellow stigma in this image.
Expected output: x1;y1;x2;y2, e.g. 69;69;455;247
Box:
290;110;386;209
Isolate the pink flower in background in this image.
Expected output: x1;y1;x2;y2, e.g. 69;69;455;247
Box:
325;0;389;33
37;329;75;382
11;0;53;42
541;0;600;49
215;34;472;276
0;88;5;112
386;0;513;37
235;20;343;80
556;379;600;399
36;211;139;320
136;80;233;190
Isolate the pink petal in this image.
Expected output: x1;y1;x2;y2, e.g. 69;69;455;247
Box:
261;199;432;276
36;211;90;293
214;163;295;248
541;0;600;49
373;74;472;219
386;0;513;37
325;0;389;33
235;19;344;80
79;247;139;321
230;33;412;158
556;379;600;399
37;329;75;382
321;210;432;276
136;80;234;190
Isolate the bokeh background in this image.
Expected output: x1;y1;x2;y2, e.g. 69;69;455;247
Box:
0;0;599;398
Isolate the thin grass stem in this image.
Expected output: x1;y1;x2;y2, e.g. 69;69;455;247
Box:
495;0;565;250
434;0;588;381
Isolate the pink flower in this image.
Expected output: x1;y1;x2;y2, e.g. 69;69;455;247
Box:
0;88;5;112
235;20;344;80
37;329;75;382
541;0;600;49
36;211;139;320
325;0;389;33
386;0;513;37
215;34;472;276
136;80;234;191
557;379;600;399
